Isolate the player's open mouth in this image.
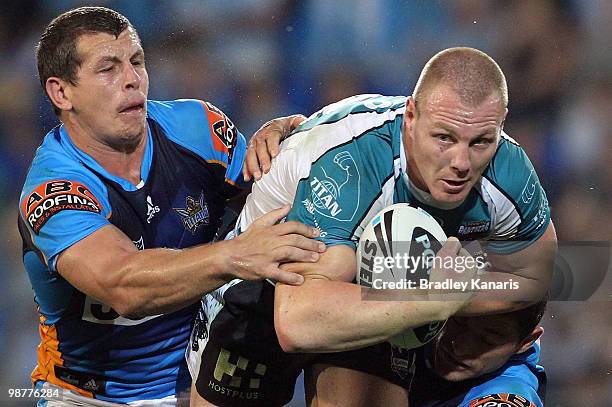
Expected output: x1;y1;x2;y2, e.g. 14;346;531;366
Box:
119;103;145;114
441;179;468;193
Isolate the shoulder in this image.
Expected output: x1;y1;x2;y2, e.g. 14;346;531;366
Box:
21;129;108;202
287;94;404;168
147;98;244;167
461;352;543;407
295;94;406;133
482;133;539;203
477;132;550;249
20;130;110;233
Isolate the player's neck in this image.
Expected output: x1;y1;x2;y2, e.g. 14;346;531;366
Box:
63;120;147;186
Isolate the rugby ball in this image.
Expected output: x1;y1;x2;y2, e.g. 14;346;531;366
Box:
356;203;447;350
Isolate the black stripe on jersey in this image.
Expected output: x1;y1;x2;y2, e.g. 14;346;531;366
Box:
18;214;47;266
349;170;396;239
481;174;524;224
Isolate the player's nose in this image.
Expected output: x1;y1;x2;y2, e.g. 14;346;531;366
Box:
123;63;142;90
450;145;470;176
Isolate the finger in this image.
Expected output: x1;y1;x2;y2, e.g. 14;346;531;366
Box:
244;138;261;181
271;220;321;238
289;114;307;130
437;237;461;257
283;234;326;253
265;131;282;159
264;267;304;286
254;204;292;227
275;246;321;264
256;132;273;174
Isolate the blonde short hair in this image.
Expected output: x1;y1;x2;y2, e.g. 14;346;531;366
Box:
413;47;508;110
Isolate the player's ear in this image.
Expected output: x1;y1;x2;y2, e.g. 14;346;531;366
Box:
46;76;73;113
500;108;508;131
403;96;417;136
405;96;417;119
516;326;543;354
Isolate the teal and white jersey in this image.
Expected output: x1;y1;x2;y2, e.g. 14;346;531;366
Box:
237;94;550;254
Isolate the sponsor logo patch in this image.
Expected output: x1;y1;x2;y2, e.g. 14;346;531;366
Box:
202;101;238;162
174;191;210;234
469;393;537;407
21;180;102;234
520;170;538;204
305;150;360;222
458;220;490;237
54;365;106;394
207;348;267;400
389;346;415;380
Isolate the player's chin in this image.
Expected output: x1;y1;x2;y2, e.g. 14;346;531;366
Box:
440;369;478;382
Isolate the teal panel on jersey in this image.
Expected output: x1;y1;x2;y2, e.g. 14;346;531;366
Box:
288;122;399;248
483;135;551;253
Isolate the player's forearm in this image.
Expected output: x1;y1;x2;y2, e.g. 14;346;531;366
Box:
110;240;236;318
456;270;549;316
274;279;456;353
459;224;557;316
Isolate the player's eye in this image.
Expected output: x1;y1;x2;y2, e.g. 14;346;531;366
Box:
472;137;494;148
436;134;452;143
99;66;113;73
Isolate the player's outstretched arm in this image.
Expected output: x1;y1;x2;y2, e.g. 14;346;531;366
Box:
243;114;307;181
56;205;324;319
457;222;557;316
274;241;471;353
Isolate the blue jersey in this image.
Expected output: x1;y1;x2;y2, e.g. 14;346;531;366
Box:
19;99;246;404
409;343;546;407
237;94;550;253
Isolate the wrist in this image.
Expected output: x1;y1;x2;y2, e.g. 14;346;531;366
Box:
208;240;237;280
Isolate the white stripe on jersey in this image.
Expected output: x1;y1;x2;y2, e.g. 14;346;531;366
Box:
478;177;521;239
237;106;405;231
501;131;521;146
351;155;402;241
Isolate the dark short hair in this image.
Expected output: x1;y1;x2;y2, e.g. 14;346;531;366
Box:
504;299;548;341
36;6;134;115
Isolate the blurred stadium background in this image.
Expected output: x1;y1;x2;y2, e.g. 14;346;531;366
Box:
0;1;610;405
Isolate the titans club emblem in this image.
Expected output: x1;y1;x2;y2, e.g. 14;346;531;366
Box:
174;191;210;234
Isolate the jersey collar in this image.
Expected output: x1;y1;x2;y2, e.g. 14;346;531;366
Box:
58;123;154;191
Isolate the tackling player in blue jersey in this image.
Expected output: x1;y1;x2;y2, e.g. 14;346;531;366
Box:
188;47;557;406
410;300;547;407
19;7;324;406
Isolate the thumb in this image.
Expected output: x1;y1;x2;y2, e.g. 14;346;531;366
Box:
256;204;291;227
